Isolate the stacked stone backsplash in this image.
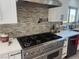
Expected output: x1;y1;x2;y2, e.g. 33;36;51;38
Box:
0;1;50;38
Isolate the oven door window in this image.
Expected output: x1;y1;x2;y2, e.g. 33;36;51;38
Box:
47;51;59;59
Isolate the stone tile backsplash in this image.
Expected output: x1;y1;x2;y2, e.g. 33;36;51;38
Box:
0;1;50;37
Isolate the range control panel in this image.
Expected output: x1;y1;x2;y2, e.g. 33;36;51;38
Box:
22;40;64;59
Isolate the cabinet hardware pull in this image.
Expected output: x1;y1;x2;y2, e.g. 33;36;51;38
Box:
10;52;21;56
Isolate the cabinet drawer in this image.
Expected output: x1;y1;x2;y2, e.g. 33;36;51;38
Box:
9;50;21;56
0;58;8;59
0;54;8;59
9;50;21;59
14;53;21;59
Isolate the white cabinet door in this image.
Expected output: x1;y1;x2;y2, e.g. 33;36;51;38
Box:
0;58;8;59
9;56;15;59
48;0;69;22
9;50;21;59
77;45;79;50
0;8;2;20
0;54;9;59
62;39;68;59
48;7;62;22
0;0;17;24
14;53;21;59
9;54;21;59
0;50;21;59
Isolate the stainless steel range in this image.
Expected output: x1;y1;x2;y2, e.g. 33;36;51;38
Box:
17;32;64;59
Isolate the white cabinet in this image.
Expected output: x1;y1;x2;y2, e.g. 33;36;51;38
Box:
9;53;21;59
9;50;21;59
77;44;79;50
48;7;62;22
0;0;17;24
0;8;2;20
62;38;68;59
0;50;21;59
0;54;8;59
15;53;21;59
9;56;15;59
48;0;69;22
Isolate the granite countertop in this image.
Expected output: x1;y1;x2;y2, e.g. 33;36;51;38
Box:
0;38;22;55
56;30;79;39
0;30;79;55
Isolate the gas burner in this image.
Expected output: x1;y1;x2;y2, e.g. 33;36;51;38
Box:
17;32;62;49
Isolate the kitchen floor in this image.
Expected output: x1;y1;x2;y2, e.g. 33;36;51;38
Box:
64;51;79;59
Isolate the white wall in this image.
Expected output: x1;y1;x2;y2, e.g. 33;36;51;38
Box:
69;0;79;8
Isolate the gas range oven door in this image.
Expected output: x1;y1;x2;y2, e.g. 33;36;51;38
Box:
33;47;62;59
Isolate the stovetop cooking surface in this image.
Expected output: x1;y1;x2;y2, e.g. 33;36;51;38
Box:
17;32;62;49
